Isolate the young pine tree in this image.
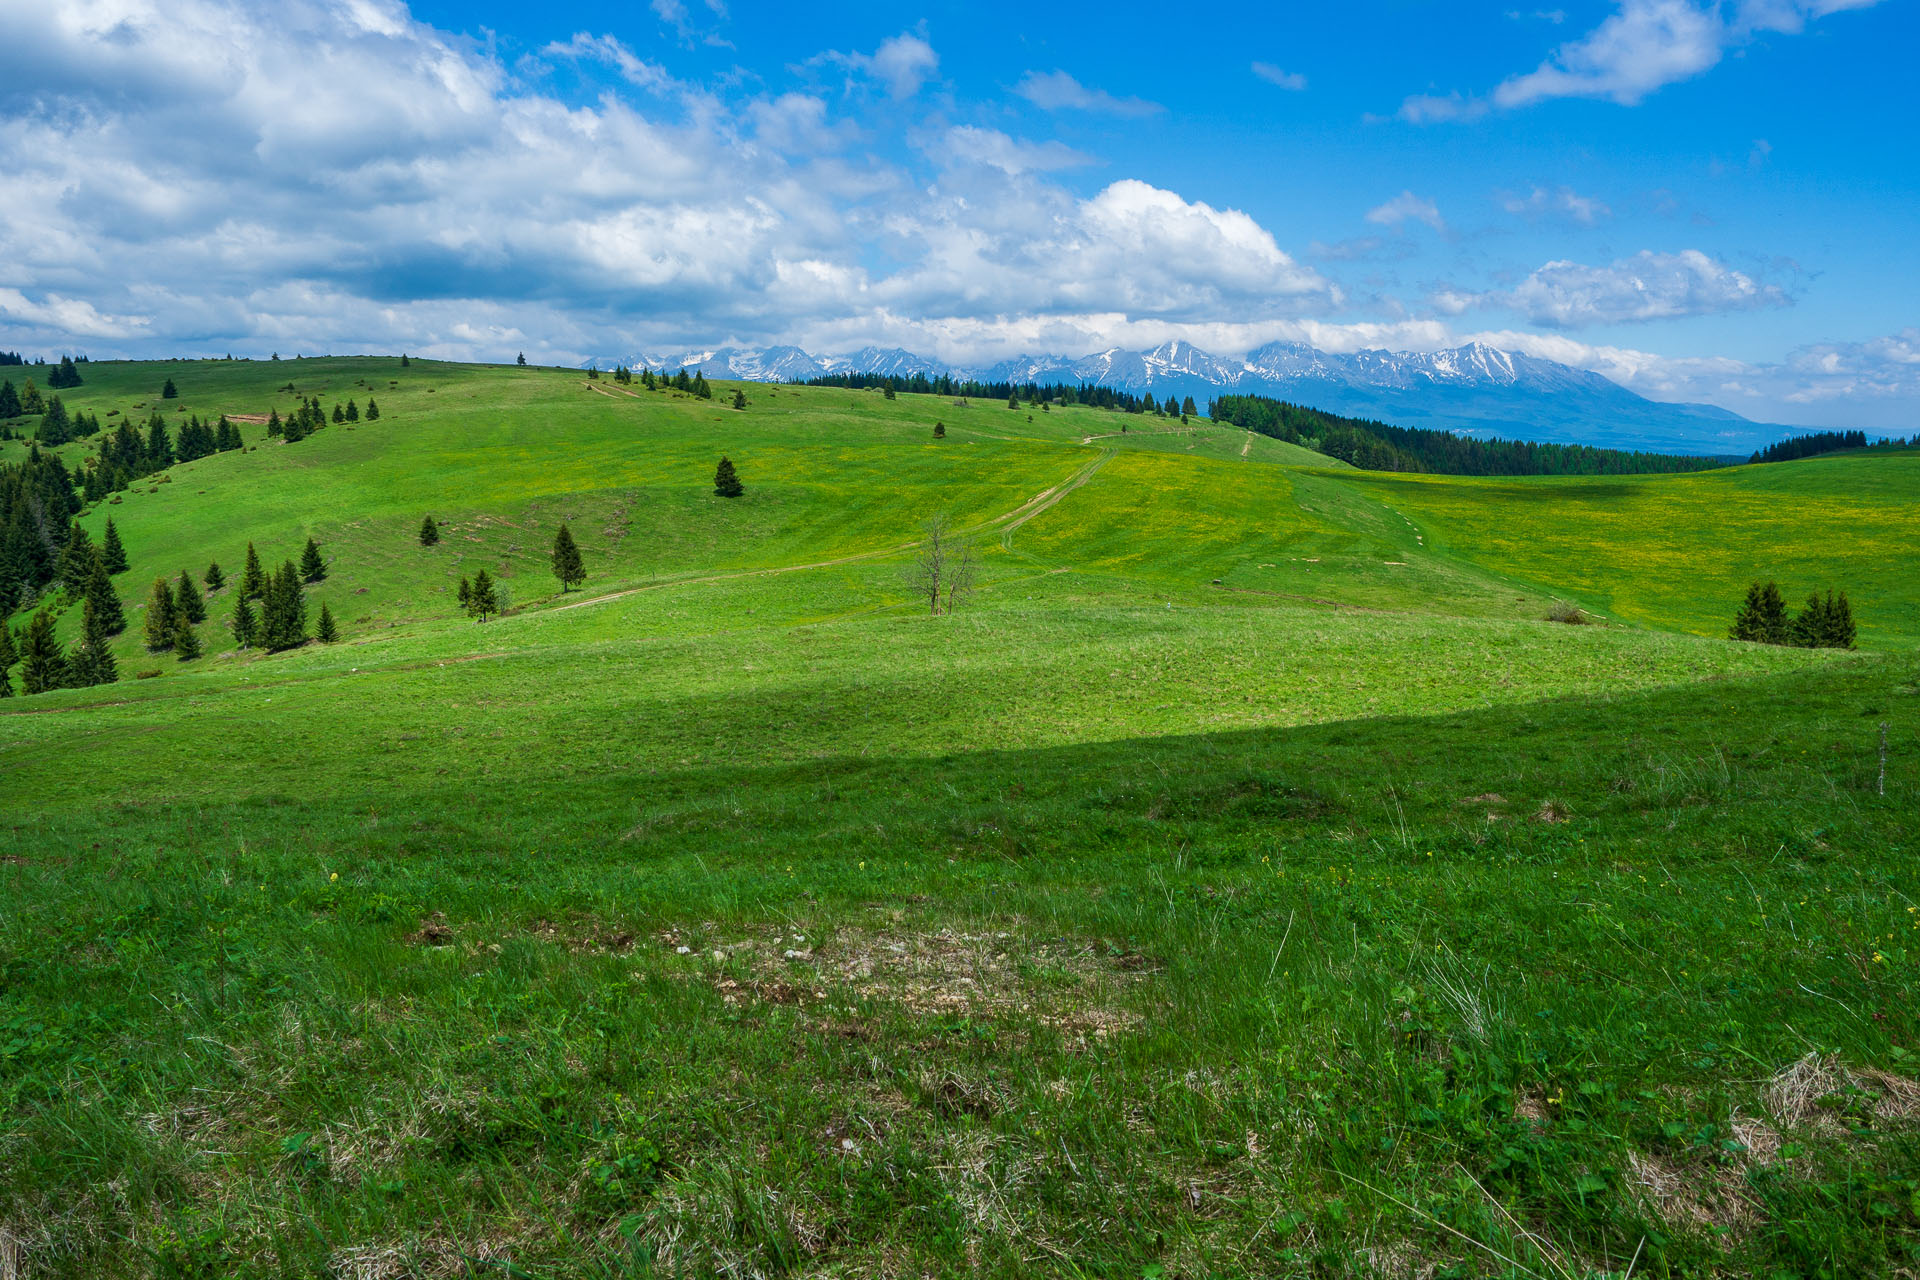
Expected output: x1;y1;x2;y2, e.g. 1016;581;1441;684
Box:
316;602;339;643
70;594;119;687
101;517;129;573
419;515;440;546
161;377;178;400
365;399;380;420
241;541;267;598
20;609;66;694
331;403;345;424
0;621;16;674
457;575;473;613
205;561;225;591
933;422;945;438
732;389;747;410
267;408;282;438
550;523;585;592
231;593;258;649
470;568;498;621
300;537;326;582
713;456;743;498
345;399;359;422
176;569;206;623
85;555;125;635
144;577;178;650
173;614;202;661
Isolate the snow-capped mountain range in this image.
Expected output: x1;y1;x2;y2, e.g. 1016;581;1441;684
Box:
593;339;1784;454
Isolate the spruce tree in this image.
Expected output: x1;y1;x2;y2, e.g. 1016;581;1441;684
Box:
70;594;118;687
267;408;282;438
0;379;18;419
101;518;129;573
517;352;527;366
19;609;66;694
470;568;498;621
1826;590;1857;649
366;399;380;421
232;594;258;649
300;537;325;582
173;614;202;661
713;456;743;498
332;403;345;423
85;555;125;635
550;523;585;591
732;389;747;410
1757;582;1790;644
401;353;410;368
205;561;225;591
1730;583;1767;642
144;577;178;650
346;399;360;422
457;575;472;613
241;542;266;598
161;377;178;399
316;603;339;643
176;569;206;623
0;621;15;674
263;561;307;650
1008;394;1019;410
933;422;945;438
56;522;97;593
419;515;440;546
20;379;42;414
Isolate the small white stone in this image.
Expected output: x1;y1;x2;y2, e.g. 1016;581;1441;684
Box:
675;945;691;955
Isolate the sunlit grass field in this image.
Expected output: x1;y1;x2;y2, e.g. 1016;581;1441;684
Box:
2;358;1915;1278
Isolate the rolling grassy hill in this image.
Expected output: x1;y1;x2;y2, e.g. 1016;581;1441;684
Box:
1;358;1915;1278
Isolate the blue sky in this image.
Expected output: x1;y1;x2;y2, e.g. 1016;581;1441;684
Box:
0;0;1914;427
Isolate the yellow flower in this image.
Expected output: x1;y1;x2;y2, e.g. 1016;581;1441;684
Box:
329;872;338;882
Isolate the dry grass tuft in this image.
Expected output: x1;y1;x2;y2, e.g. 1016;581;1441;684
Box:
1533;799;1570;824
1764;1051;1920;1128
706;925;1155;1042
1625;1147;1760;1236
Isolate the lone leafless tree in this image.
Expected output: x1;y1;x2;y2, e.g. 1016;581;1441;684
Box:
905;514;978;615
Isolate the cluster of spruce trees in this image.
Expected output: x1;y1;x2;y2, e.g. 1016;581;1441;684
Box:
0;378;50;422
0;449;84;613
1747;429;1913;465
1730;582;1857;649
621;367;714;399
266;394;376;442
0;515;129;695
223;539;336;651
18;395;103;446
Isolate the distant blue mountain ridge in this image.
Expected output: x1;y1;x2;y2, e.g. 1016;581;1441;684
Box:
590;338;1800;455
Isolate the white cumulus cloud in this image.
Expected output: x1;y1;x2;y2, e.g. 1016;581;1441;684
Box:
1506;249;1789;327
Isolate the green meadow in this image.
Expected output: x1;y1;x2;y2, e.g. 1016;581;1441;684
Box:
1;358;1915;1278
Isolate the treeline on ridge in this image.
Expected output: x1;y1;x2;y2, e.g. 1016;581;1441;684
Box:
1748;429;1913;465
803;372;1180;416
1208;394;1728;477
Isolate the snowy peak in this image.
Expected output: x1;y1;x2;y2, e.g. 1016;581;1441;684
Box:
580;337;1771;452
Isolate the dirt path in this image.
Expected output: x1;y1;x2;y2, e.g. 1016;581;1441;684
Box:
584;381;644;400
549;448;1115;615
1240;433;1253;457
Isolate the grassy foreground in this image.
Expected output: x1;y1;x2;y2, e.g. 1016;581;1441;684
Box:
2;359;1916;1278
